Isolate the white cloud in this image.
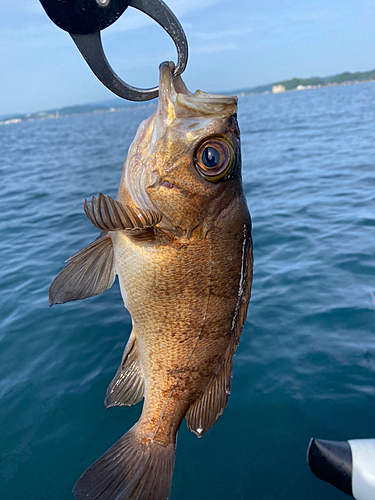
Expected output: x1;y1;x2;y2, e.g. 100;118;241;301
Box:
24;3;45;15
190;42;238;54
167;0;223;17
106;8;153;33
106;0;223;33
287;9;335;23
192;28;251;41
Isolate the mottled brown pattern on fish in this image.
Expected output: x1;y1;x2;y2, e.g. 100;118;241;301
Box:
112;192;251;447
50;62;255;500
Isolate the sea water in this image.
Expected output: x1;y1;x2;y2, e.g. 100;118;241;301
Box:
1;82;374;499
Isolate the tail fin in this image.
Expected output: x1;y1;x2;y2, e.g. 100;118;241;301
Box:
73;425;175;500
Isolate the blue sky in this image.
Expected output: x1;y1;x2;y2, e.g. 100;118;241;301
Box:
2;0;375;116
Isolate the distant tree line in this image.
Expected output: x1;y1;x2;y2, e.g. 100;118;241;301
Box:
234;68;375;95
275;69;375;90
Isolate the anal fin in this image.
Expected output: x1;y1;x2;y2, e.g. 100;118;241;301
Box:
105;329;145;408
49;232;115;306
186;354;233;438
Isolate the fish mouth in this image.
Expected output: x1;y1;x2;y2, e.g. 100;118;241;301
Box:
160;180;179;190
158;61;237;118
147;175;182;192
159;61;192;98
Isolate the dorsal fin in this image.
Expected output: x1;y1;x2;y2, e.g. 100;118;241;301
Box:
49;232;115;306
84;193;161;232
105;329;144;408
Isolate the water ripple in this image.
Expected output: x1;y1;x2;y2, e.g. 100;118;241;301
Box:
1;84;375;499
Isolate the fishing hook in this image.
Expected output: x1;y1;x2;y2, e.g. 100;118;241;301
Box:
39;0;188;101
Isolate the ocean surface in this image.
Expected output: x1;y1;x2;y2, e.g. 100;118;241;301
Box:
1;82;375;500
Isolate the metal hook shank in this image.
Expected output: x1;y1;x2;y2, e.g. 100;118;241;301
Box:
129;0;187;78
70;0;188;101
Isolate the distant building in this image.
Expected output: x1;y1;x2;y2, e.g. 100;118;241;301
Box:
272;84;286;94
0;118;22;126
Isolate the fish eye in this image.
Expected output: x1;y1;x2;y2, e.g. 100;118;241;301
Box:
194;137;234;182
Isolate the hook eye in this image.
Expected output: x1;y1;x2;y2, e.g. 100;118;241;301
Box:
40;0;188;101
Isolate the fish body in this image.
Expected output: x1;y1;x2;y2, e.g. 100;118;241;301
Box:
50;62;253;500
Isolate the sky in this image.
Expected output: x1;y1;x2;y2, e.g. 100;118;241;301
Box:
2;0;375;116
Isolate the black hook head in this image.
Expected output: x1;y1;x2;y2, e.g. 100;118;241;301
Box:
40;0;131;34
39;0;188;101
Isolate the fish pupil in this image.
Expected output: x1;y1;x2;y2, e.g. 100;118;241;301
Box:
202;147;220;168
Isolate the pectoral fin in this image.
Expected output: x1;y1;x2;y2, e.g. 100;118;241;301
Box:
186;354;233;437
49;232;115;306
84;193;161;232
105;329;145;408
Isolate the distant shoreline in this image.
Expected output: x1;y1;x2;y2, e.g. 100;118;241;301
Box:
2;68;375;126
238;77;375;97
0;101;157;127
232;67;375;96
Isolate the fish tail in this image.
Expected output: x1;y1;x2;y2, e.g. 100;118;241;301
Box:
73;424;175;500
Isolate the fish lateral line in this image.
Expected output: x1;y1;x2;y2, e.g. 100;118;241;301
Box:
230;223;249;332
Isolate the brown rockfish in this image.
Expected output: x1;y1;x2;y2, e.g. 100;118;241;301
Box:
49;61;253;500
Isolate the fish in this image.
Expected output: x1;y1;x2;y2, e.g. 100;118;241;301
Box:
49;61;253;500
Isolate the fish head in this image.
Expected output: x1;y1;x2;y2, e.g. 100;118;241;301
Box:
119;61;243;237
